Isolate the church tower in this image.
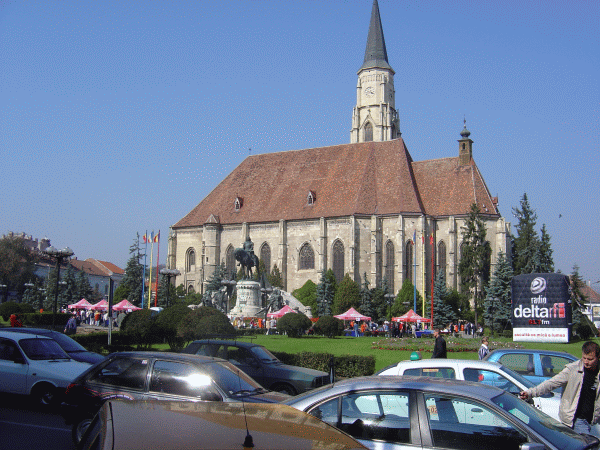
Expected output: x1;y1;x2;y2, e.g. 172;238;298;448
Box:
351;0;400;143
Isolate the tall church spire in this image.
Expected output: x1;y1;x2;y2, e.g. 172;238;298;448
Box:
360;0;392;72
351;0;399;143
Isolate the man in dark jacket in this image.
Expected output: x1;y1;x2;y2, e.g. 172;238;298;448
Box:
432;328;447;358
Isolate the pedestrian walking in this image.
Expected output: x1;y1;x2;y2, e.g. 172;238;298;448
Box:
431;328;447;359
520;341;600;437
478;337;489;360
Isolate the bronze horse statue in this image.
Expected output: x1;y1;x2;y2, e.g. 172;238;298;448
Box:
234;248;259;279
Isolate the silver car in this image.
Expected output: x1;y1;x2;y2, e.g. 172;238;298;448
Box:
284;376;599;450
376;358;561;420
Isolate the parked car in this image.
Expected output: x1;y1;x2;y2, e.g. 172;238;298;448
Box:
61;351;291;444
375;358;561;420
77;400;367;450
483;349;578;385
283;375;600;450
181;339;331;395
0;330;91;406
0;327;105;364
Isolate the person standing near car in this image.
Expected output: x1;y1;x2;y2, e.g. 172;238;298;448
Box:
520;341;600;437
64;314;77;335
432;328;447;358
478;337;489;360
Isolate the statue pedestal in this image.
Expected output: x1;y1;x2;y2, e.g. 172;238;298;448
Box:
229;280;261;317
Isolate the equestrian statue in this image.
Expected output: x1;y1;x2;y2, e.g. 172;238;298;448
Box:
234;236;259;279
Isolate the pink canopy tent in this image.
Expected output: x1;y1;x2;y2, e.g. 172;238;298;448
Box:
392;309;431;323
90;299;109;311
334;307;371;322
267;305;297;319
68;299;92;310
113;299;141;311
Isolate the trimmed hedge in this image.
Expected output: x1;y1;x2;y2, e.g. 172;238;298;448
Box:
273;350;375;378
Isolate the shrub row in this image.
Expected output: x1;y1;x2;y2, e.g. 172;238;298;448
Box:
273;350;375;378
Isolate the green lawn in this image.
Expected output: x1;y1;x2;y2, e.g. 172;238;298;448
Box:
229;334;596;373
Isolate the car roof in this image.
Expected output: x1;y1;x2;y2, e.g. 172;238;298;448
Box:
0;329;54;340
189;339;259;349
290;375;506;403
486;349;577;358
106;351;226;364
97;400;366;450
1;327;55;336
394;358;504;369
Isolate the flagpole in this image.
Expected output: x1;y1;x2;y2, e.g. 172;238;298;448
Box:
154;231;160;307
148;231;154;309
141;232;148;309
413;230;416;312
422;233;426;318
430;234;434;325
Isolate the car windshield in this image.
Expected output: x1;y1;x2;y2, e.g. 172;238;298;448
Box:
203;361;266;397
249;346;279;363
48;332;88;352
498;365;536;388
19;338;71;360
492;392;597;450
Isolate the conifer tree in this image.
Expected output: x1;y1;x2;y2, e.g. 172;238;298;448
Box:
316;270;334;317
62;264;78;305
432;272;456;328
359;273;373;319
484;252;513;335
75;269;93;301
393;279;422;317
459;203;491;329
512;193;540;275
268;264;284;288
122;234;145;305
332;273;361;315
539;224;554;272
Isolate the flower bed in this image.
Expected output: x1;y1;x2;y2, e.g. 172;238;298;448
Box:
372;337;524;352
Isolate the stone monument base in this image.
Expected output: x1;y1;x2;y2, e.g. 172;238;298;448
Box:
229;280;261;318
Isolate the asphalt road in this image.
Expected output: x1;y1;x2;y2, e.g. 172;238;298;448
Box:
0;394;75;450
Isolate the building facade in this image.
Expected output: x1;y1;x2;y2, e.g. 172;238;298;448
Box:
169;1;510;298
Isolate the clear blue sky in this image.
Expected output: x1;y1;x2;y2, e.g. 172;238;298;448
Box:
1;1;598;286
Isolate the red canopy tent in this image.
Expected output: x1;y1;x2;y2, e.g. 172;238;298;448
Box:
334;307;371;322
392;309;431;323
68;299;92;310
113;299;142;312
267;305;296;319
90;299;109;311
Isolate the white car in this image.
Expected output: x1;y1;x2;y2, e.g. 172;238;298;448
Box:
376;358;561;420
0;330;91;406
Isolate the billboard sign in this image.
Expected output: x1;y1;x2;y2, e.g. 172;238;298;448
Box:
511;273;571;343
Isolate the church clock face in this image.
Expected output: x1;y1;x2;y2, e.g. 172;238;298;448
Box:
365;86;375;97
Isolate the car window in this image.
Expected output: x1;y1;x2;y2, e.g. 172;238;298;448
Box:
309;391;411;444
49;332;88;352
226;346;254;366
89;357;149;390
0;339;21;361
497;354;535;376
463;369;522;394
424;394;527;450
404;367;455;379
200;361;263;397
540;354;571;378
18;338;70;360
149;360;221;400
249;345;278;362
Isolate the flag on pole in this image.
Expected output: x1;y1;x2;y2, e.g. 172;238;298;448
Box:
154;231;160;243
142;234;148;244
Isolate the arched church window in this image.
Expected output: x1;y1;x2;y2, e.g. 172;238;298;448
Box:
225;245;235;278
385;240;395;292
437;241;447;281
186;248;196;272
404;240;413;283
364;122;373;142
234;197;243;211
307;191;316;205
260;243;271;274
332;240;344;284
187;285;195;294
299;243;315;270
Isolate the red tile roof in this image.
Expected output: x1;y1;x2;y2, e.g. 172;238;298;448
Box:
174;138;499;228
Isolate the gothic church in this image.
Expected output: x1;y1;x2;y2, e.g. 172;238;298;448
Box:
168;0;510;299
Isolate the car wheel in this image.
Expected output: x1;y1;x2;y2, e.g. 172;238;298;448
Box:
72;417;94;444
271;383;297;396
31;383;56;408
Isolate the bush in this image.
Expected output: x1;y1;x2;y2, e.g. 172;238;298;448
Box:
0;302;34;321
271;350;374;377
312;316;345;338
277;312;312;338
120;309;160;350
177;306;235;342
154;303;193;351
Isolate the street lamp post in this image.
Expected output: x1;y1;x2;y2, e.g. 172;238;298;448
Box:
159;269;180;307
384;293;394;320
43;246;74;331
0;284;7;303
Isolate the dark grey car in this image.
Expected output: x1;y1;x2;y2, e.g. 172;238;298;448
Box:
182;339;331;395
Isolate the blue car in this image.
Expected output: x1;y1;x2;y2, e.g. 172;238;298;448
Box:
483;349;577;385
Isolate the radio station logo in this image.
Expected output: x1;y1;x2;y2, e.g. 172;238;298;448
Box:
530;277;547;295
